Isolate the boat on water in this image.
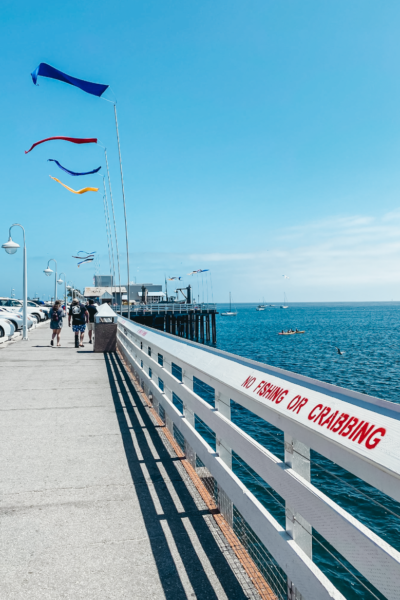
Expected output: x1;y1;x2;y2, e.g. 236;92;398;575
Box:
280;292;289;309
256;297;266;311
221;292;237;316
278;330;305;335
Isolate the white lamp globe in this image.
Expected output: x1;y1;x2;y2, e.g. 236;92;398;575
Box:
44;267;53;277
2;238;20;255
57;278;63;285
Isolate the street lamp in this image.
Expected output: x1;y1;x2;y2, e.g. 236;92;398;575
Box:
44;259;57;304
2;224;28;340
58;273;68;317
66;282;75;301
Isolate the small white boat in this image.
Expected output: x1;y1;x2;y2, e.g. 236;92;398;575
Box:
280;293;289;309
221;292;237;316
256;298;266;311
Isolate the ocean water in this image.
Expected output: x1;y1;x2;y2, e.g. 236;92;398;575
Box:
197;302;400;600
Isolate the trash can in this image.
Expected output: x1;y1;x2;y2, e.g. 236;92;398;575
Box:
94;304;118;352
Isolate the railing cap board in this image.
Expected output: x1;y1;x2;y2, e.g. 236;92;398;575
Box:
119;318;400;484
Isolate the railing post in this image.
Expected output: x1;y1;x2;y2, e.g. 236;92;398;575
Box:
182;369;196;469
162;356;174;434
215;391;232;468
216;391;233;527
285;434;312;600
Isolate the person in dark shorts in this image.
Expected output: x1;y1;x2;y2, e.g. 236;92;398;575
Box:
68;299;89;348
49;300;63;347
86;299;98;344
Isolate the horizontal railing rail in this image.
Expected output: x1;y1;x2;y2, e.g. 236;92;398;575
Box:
117;317;400;600
113;302;217;314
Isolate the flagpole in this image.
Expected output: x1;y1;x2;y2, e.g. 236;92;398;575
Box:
101;175;115;289
104;148;123;314
113;103;131;321
102;187;112;279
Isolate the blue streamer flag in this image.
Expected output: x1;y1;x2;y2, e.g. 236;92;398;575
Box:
77;258;94;268
48;159;101;177
31;63;109;98
72;250;96;268
188;269;209;275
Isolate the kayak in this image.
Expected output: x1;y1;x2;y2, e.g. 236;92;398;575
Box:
278;331;305;335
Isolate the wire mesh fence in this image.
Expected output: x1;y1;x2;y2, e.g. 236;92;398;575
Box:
173;423;186;452
193;376;215;407
172;391;183;413
233;506;287;600
195;455;218;503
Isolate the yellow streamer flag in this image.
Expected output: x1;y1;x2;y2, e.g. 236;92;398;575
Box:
49;176;98;194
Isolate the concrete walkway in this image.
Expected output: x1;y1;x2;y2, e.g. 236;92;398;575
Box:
0;322;260;599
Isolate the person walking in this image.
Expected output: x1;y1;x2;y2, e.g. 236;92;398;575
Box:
86;299;98;344
49;300;63;347
68;298;89;348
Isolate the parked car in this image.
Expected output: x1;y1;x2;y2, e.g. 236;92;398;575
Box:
28;301;49;318
0;319;16;338
0;309;23;331
0;298;46;322
0;308;35;331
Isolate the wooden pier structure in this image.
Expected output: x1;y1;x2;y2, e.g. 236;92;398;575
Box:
3;312;399;600
121;303;218;344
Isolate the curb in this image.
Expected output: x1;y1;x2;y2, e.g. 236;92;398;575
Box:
0;317;48;346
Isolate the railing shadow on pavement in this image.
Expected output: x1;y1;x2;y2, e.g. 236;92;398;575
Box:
104;352;252;600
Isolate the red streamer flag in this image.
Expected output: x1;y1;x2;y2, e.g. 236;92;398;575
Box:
25;136;97;154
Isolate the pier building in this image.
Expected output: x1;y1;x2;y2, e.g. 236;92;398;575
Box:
84;285;127;305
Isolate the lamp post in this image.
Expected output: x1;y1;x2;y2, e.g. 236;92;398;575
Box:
66;281;75;301
44;259;57;303
2;224;28;340
58;273;68;317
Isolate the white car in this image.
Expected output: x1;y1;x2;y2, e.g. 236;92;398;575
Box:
0;319;16;338
0;298;46;322
27;301;49;319
0;308;35;331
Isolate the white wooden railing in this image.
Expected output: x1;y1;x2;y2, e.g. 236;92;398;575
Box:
117;316;400;600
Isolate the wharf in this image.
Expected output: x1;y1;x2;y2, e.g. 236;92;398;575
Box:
0;324;260;599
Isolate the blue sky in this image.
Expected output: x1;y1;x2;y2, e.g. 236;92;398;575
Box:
1;0;400;302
